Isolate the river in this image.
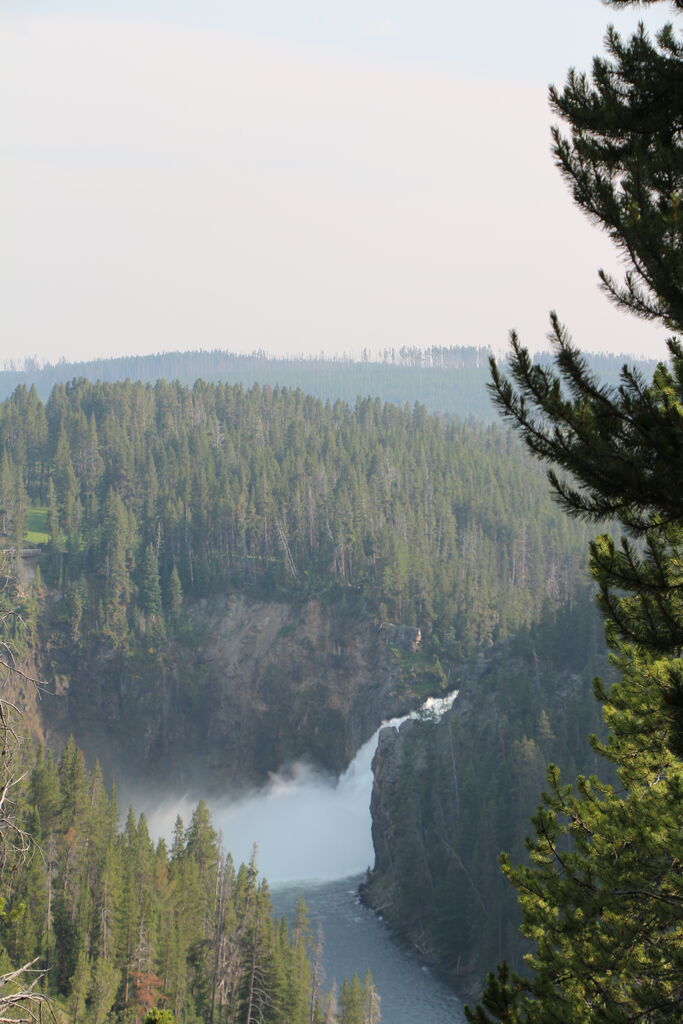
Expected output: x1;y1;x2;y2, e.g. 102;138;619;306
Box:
147;695;465;1023
272;876;463;1024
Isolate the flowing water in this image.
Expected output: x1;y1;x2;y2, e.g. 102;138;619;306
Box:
147;693;465;1023
272;876;464;1024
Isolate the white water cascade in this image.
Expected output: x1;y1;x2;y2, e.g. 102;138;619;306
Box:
147;692;458;884
146;692;465;1024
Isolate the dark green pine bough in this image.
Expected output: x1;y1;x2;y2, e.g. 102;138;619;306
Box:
467;1;683;1022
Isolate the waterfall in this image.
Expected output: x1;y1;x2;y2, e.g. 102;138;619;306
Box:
146;691;458;884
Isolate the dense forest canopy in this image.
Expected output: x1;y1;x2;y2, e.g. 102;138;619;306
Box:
1;378;592;659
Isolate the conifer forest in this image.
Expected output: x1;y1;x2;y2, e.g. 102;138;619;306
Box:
1;0;682;1022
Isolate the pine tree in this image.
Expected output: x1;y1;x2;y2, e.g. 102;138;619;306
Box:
361;971;381;1024
236;881;276;1024
468;1;683;1021
551;6;683;331
338;975;364;1024
165;565;183;627
69;949;90;1023
100;489;134;643
46;476;65;581
139;544;163;620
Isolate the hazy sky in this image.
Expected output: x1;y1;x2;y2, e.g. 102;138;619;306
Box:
1;1;674;365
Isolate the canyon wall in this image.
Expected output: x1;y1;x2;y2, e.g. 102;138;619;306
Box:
37;592;422;792
364;614;610;996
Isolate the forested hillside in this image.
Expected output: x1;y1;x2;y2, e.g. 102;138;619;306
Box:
0;375;616;1012
0;347;658;421
1;378;591;661
0;543;382;1024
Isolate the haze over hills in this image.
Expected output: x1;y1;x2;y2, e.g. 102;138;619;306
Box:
0;345;660;422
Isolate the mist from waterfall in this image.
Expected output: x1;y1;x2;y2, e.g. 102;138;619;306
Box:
146;693;457;884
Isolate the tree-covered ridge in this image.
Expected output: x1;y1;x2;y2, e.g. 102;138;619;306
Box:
0;346;659;422
1;379;591;657
2;739;379;1024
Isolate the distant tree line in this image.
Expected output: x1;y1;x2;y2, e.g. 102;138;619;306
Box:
0;347;659;422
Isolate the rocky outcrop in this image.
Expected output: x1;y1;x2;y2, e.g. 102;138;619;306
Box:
39;593;420;792
364;620;611;997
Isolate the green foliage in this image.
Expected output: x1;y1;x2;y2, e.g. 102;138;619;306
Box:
165;565;183;626
390;645;450;695
139;544;163;619
337;973;380;1024
24;506;49;544
0;741;379;1024
465;652;683;1020
465;962;528;1024
0;555;53;1020
143;1011;176;1024
549;10;683;332
467;3;683;1020
0;377;592;661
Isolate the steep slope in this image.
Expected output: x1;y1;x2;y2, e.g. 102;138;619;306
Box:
363;601;610;996
40;592;422;791
0;377;600;790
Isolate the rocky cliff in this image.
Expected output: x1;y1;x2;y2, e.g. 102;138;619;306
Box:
363;610;611;996
37;591;423;792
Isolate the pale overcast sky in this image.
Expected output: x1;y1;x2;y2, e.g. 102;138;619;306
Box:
0;1;674;365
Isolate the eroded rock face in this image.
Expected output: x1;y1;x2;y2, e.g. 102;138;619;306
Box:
41;593;416;792
364;641;610;997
